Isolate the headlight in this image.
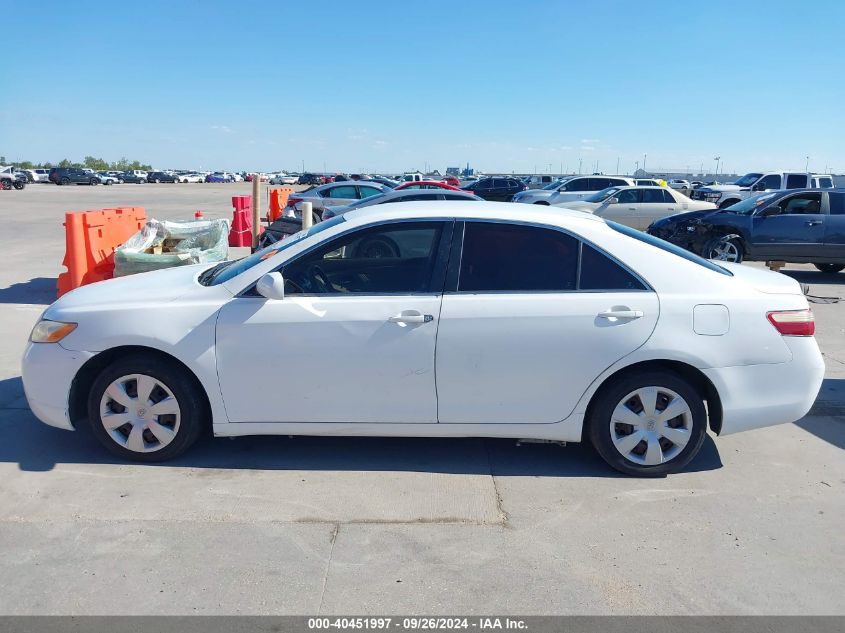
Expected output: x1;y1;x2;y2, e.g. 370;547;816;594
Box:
30;320;77;343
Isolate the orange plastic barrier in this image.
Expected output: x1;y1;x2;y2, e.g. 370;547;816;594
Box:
268;187;294;221
57;207;147;297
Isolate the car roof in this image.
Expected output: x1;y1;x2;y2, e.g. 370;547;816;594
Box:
341;200;605;228
381;189;474;199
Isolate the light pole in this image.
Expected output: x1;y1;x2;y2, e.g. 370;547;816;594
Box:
805;156;810;172
578;158;582;174
635;160;639;174
642;153;647;175
616;157;620;174
713;156;720;177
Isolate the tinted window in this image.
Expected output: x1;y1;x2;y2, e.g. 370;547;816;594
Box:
561;178;587;192
829;193;845;215
458;223;578;292
641;189;667;203
358;186;383;199
442;194;473;201
607;178;630;187
579;244;646;291
588;178;611;190
818;177;833;189
759;174;782;189
785;174;808;189
661;189;676;203
617;189;641;204
392;194;432;202
492;179;508;188
326;185;357;199
283;222;443;294
507;179;521;188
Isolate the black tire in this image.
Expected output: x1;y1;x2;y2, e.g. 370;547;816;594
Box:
118;178;125;184
587;371;708;477
814;263;845;274
0;180;11;190
60;177;70;186
13;180;25;190
702;236;744;263
90;178;99;186
86;353;206;462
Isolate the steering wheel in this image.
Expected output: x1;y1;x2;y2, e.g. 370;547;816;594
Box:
306;264;332;293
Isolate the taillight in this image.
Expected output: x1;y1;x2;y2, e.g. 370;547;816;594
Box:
767;309;815;336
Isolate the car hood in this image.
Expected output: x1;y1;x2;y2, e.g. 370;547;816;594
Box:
651;208;719;228
45;263;225;319
514;190;555;200
718;262;804;295
699;184;742;192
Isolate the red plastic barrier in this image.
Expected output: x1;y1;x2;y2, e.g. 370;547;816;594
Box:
229;195;263;247
57;207;147;297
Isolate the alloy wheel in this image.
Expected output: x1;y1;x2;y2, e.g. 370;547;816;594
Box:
99;374;181;453
707;240;740;262
609;386;693;466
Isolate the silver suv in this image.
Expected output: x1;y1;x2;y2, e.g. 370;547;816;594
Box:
513;175;634;205
692;172;834;208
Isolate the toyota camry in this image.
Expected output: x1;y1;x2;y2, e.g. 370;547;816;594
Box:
22;202;824;476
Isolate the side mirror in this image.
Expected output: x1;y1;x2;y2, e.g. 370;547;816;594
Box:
752;182;767;191
607;197;619;204
256;272;285;300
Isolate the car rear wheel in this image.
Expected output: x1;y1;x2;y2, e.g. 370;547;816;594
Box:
90;178;98;186
587;371;707;476
0;180;11;190
814;263;845;274
703;236;743;263
60;177;70;185
87;354;205;462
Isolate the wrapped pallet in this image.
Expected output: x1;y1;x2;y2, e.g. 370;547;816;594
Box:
114;218;231;277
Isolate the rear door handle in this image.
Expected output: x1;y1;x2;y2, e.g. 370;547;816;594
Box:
389;311;434;324
598;309;644;320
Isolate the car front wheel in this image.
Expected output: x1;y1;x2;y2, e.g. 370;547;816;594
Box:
587;371;707;476
87;354;205;462
703;236;743;263
814;263;845;274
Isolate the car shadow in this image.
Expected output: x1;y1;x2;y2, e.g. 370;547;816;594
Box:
0;277;57;305
780;269;845;288
798;378;845;449
0;377;722;476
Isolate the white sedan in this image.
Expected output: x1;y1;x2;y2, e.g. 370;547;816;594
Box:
560;186;717;229
178;173;204;183
22;202;823;476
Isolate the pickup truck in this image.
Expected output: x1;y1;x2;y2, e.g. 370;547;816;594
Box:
691;172;834;208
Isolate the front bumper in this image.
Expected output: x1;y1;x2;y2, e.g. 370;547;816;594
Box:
21;342;94;431
704;336;825;436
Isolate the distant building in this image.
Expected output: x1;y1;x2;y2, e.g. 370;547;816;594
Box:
446;166;461;176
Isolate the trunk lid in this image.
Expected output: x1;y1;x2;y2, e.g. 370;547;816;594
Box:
718;262;805;295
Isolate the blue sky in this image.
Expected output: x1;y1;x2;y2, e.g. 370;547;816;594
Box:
2;0;844;175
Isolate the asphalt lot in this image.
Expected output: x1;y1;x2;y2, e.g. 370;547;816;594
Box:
0;183;843;615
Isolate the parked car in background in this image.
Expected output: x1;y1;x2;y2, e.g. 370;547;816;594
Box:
0;170;26;189
362;177;400;188
49;168;101;186
96;172;120;185
322;188;482;219
461;177;526;201
147;171;179;183
401;172;425;182
285;181;390;220
514;175;634;205
394;181;464;192
635;179;664;187
269;174;299;185
122;170;148;183
178;173;204;183
648;188;845;272
524;175;559;189
667;179;691;190
441;176;462;187
561;186;716;229
691;172;835;208
23;201;824;476
297;173;325;185
205;172;233;183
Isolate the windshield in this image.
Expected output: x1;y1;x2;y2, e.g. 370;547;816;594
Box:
202;216;347;286
733;173;763;187
722;192;778;215
584;187;622;203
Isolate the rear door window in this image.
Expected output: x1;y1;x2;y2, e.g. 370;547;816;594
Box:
326;185;358;199
579;244;647;291
786;174;808;189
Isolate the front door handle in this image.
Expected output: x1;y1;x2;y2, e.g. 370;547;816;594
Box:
806;220;823;226
389;311;434;324
598;309;644;321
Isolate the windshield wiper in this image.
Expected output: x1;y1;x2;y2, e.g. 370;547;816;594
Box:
198;261;231;286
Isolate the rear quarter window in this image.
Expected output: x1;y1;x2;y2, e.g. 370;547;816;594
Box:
608;221;733;276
